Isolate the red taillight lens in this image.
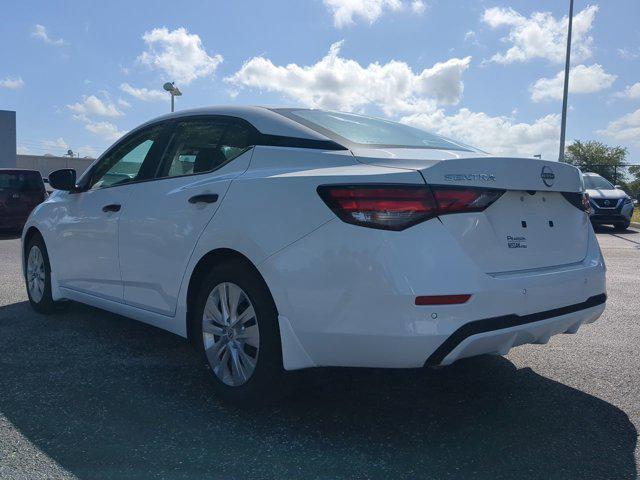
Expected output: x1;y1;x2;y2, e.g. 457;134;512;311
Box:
318;184;505;231
431;186;505;215
561;192;592;213
317;185;437;231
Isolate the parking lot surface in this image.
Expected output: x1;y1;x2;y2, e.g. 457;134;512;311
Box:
0;227;638;479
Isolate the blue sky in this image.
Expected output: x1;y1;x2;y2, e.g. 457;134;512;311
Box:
1;0;639;162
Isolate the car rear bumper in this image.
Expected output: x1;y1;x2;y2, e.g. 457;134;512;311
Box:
260;217;607;370
426;294;605;366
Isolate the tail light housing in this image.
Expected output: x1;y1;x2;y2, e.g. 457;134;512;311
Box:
317;184;504;231
562;192;592;214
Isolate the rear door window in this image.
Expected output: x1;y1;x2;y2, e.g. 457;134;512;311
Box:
157;118;253;179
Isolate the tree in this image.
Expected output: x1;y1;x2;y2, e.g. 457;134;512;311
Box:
628;165;640;198
563;140;628;183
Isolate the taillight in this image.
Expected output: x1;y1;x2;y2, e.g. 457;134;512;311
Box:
430;186;505;215
561;192;591;214
317;184;505;231
317;185;436;231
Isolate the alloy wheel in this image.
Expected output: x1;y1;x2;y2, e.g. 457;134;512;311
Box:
27;245;46;303
202;282;260;386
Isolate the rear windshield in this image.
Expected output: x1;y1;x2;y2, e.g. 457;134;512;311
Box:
583;175;614;190
0;172;44;191
278;109;476;152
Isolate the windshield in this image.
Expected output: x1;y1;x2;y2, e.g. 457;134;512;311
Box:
0;172;44;191
279;109;477;152
583;175;614;190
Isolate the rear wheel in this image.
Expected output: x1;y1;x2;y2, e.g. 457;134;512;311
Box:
614;220;630;231
25;234;69;314
193;259;287;405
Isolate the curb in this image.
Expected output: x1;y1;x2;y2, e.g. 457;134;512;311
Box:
632;222;640;230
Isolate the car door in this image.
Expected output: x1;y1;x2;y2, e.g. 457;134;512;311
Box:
53;123;167;301
118;116;254;316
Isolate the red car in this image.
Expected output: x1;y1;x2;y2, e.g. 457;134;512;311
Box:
0;169;47;233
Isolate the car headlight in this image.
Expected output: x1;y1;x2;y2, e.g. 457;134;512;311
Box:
623;197;633;205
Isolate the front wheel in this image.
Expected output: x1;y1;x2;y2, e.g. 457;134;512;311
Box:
193;259;287;405
25;234;69;314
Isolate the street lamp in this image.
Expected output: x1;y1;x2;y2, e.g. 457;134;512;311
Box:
558;0;574;162
163;82;182;113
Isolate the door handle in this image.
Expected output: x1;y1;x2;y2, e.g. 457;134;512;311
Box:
102;204;121;212
188;194;219;204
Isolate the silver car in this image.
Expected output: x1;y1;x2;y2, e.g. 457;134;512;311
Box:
583;172;635;231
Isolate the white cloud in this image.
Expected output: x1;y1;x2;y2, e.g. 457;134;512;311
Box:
0;76;24;89
598;109;640;146
67;95;123;117
137;27;223;84
531;64;616;102
117;98;131;108
226;41;470;115
120;82;166;102
614;82;640;100
84;121;127;142
411;0;425;14
323;0;425;27
31;24;66;46
482;5;598;64
42;137;69;151
617;48;639;60
401;109;561;158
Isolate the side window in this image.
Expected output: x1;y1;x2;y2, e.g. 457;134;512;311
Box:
88;125;163;190
157;118;253;179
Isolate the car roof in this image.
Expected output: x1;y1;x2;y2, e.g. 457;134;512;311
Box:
135;105;332;142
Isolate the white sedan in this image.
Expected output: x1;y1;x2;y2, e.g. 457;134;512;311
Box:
23;106;606;404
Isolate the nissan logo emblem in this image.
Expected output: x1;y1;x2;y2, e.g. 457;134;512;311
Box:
541;166;555;187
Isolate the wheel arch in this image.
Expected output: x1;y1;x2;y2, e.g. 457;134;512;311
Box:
22;226;43;266
185;248;279;345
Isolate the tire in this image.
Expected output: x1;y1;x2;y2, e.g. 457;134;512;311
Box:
192;258;288;405
614;221;630;231
24;234;69;314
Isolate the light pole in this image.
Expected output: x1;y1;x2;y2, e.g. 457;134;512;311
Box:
558;0;574;162
163;82;182;113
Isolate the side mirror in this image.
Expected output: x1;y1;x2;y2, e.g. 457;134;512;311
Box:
614;185;623;190
48;169;77;191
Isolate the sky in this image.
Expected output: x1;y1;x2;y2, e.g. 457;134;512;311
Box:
1;0;639;162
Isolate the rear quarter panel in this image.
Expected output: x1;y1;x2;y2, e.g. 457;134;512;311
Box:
174;146;424;331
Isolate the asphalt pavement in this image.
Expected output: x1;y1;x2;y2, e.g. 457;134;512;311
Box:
0;227;638;479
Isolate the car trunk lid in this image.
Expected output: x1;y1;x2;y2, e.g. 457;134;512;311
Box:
353;149;588;273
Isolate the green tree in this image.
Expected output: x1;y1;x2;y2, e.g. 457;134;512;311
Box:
628;165;640;198
563;140;628;183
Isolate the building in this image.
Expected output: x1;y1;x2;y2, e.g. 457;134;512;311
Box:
17;154;94;179
0;110;17;168
1;109;96;177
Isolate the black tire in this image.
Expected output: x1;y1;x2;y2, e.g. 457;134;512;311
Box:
192;258;288;405
24;234;69;314
614;221;630;231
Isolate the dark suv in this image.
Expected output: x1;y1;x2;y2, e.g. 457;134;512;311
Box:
0;169;47;234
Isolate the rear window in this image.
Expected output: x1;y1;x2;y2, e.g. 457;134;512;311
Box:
278;109;476;152
583;175;614;190
0;172;44;191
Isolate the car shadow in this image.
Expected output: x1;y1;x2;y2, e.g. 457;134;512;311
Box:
0;301;636;480
593;224;638;236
